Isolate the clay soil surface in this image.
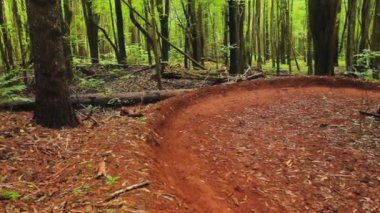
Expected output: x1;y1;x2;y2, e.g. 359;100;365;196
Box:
149;78;380;212
1;77;380;212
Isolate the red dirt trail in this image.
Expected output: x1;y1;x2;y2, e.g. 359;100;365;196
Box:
149;77;380;212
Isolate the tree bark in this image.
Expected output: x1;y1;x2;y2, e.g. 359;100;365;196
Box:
82;0;100;64
228;0;245;74
187;0;202;68
115;0;127;65
0;89;192;110
0;0;14;70
359;0;372;52
346;0;357;71
157;0;170;63
372;0;380;79
308;0;340;75
26;0;79;128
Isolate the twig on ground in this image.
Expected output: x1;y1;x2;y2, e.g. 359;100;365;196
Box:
103;180;150;202
359;111;380;119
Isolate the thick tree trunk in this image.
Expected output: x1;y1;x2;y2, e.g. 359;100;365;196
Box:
26;0;79;128
115;0;127;65
308;0;340;75
359;0;372;52
228;0;245;74
372;0;380;79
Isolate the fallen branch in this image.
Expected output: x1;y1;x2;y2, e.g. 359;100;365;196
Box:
360;111;380;119
132;64;156;73
0;89;193;111
104;180;150;202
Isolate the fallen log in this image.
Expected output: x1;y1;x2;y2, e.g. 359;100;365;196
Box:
0;89;193;111
162;71;265;84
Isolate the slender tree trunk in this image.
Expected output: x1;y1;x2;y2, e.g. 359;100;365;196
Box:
144;4;153;65
115;0;127;64
12;0;26;68
305;0;313;75
346;0;357;71
157;0;170;63
82;0;99;64
26;0;78;128
62;0;74;81
372;0;380;79
333;0;342;66
188;0;202;68
308;0;340;75
0;0;14;70
223;5;229;67
255;0;263;69
229;0;239;74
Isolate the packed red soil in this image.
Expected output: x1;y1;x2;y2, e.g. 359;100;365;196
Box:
1;77;380;212
149;77;380;212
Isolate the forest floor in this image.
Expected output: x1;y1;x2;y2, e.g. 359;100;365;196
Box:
1;77;380;212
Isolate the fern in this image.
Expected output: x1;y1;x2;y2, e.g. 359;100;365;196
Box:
0;70;30;104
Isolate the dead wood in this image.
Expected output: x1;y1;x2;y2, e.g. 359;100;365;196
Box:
103;180;150;202
360;111;380;119
132;64;157;73
0;89;193;111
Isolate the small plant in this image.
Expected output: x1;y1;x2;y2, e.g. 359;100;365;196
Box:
136;116;148;124
78;78;105;91
0;190;22;200
72;184;90;196
0;69;30;104
352;50;380;80
105;175;119;185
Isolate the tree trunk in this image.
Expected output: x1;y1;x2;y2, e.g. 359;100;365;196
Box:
0;0;14;70
308;0;340;75
12;0;26;68
0;89;193;111
115;0;127;65
372;0;380;79
346;0;357;71
228;0;245;74
188;0;202;68
157;0;170;63
305;0;313;75
26;0;79;128
359;0;372;52
255;0;263;69
82;0;99;64
62;0;74;81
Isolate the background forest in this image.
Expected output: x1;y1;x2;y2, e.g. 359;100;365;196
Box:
0;0;379;103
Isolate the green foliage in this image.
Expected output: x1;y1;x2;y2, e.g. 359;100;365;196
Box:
105;175;119;185
78;78;105;91
136;116;147;123
72;184;91;197
352;50;380;80
0;190;22;200
0;69;30;104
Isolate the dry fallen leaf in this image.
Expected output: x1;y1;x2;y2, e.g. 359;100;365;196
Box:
96;161;107;178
